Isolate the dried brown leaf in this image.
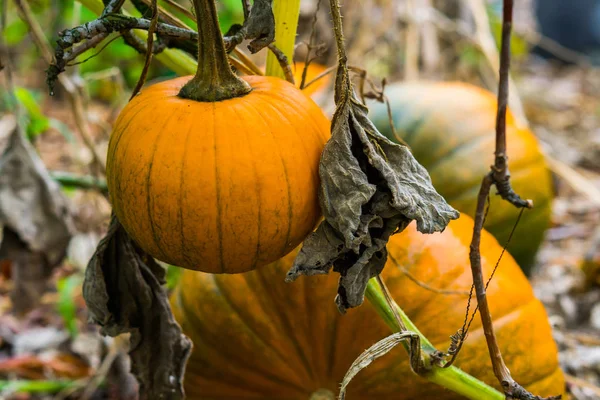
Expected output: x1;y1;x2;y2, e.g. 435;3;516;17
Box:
83;216;192;400
0;115;72;266
0;115;73;312
287;80;459;313
243;0;275;53
338;332;419;400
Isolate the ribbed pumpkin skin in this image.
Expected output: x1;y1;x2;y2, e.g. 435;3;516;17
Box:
368;82;553;272
107;75;330;273
171;216;564;399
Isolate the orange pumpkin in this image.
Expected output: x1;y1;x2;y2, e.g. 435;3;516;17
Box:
293;62;331;97
368;82;553;272
106;0;330;273
171;216;564;399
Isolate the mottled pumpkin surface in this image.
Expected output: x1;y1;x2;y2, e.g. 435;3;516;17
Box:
172;216;564;399
368;82;554;272
106;75;330;273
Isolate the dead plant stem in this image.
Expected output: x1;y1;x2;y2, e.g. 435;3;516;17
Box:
14;0;106;174
467;1;558;398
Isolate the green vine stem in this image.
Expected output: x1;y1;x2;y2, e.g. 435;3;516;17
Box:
49;171;108;193
0;380;80;394
178;0;251;101
365;279;504;400
265;0;300;78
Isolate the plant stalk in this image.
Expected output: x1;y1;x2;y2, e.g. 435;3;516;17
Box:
466;1;559;399
365;279;503;400
50;171;108;193
265;0;300;78
178;0;250;101
78;0;197;75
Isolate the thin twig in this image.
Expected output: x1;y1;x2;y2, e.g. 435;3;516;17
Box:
465;2;559;399
303;64;336;89
80;335;129;400
102;0;126;16
53;1;262;86
267;44;294;84
375;275;407;332
241;0;251;20
14;0;106;174
67;34;121;66
162;0;195;21
64;32;110;66
232;49;264;75
229;55;255;76
388;254;469;296
146;0;264;76
130;0;158;99
137;0;188;28
300;0;322;89
463;0;527;126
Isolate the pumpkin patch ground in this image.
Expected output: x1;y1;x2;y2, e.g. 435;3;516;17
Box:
1;1;600;400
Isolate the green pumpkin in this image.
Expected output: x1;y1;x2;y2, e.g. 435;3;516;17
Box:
368;81;553;273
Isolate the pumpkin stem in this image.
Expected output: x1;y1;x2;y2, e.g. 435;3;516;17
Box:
178;0;251;102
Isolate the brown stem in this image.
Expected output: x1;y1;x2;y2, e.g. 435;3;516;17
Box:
328;0;351;103
130;0;158;99
491;0;529;209
469;174;512;385
267;44;294;84
494;0;511;163
178;0;250;102
468;1;559;399
299;0;322;89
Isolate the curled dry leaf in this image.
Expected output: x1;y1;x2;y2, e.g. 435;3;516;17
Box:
0;115;72;265
286;73;459;312
0;115;72;312
339;332;420;400
83;216;192;400
243;0;275;53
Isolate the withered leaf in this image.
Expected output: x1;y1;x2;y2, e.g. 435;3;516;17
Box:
286;74;459;313
83;216;192;400
243;0;275;53
0;115;73;312
0;115;72;267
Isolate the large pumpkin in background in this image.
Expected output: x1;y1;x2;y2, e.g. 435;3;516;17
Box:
293;62;331;97
368;82;553;273
106;76;330;274
171;216;564;399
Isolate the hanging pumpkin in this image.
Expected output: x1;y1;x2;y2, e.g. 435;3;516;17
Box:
171;215;564;399
367;82;553;273
106;0;330;273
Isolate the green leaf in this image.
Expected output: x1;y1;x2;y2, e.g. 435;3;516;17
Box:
56;274;83;337
165;264;182;291
0;380;79;394
14;87;45;119
3;19;29;45
13;87;51;140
